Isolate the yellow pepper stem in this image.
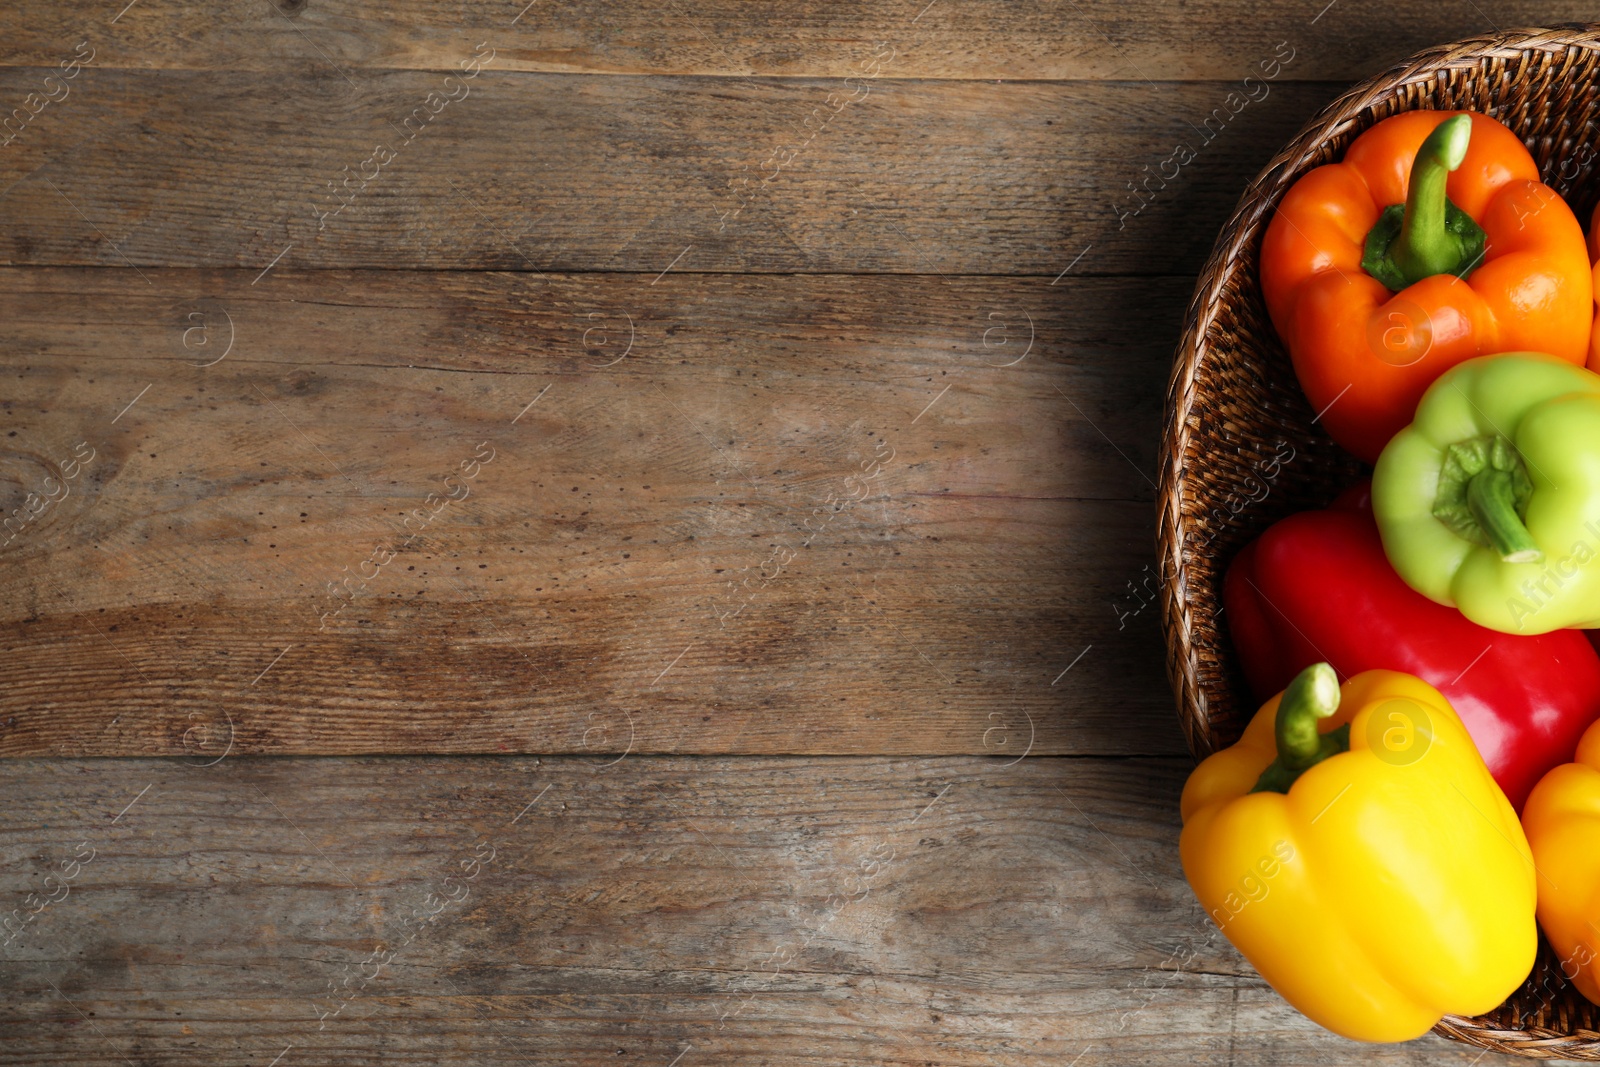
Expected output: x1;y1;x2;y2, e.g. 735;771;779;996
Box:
1251;663;1350;794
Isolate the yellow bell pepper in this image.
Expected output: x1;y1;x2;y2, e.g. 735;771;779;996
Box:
1522;718;1600;1005
1180;664;1537;1042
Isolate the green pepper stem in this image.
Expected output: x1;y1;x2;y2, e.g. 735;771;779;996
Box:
1467;466;1543;563
1250;663;1349;794
1390;115;1473;283
1361;115;1486;291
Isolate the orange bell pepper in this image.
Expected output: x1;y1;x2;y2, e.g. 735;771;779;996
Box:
1520;717;1600;1005
1589;200;1600;368
1261;111;1593;464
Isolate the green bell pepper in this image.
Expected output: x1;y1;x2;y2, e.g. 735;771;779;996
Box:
1372;353;1600;634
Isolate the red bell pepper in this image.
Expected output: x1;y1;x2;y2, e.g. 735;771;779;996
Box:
1224;481;1600;810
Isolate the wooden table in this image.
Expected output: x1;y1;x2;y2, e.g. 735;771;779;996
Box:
0;3;1583;1063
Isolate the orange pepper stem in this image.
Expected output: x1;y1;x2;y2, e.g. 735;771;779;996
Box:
1361;115;1487;291
1250;663;1350;794
1394;116;1472;278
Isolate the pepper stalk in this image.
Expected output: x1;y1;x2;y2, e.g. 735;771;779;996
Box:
1361;114;1488;291
1251;662;1350;793
1431;434;1542;564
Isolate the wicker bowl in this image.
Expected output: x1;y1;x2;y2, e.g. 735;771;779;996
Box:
1160;25;1600;1059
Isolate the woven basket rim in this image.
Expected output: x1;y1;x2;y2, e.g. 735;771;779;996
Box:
1158;23;1600;1058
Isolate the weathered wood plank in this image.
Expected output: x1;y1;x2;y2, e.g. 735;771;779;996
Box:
0;268;1187;758
0;69;1346;274
0;754;1493;1064
0;1;1587;82
0;4;1544;1065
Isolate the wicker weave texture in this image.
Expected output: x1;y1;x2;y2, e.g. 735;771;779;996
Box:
1159;25;1600;1057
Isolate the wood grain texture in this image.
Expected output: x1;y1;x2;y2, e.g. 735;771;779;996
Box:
0;2;1524;1060
0;0;1590;81
0;268;1184;758
0;66;1346;274
0;755;1494;1065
